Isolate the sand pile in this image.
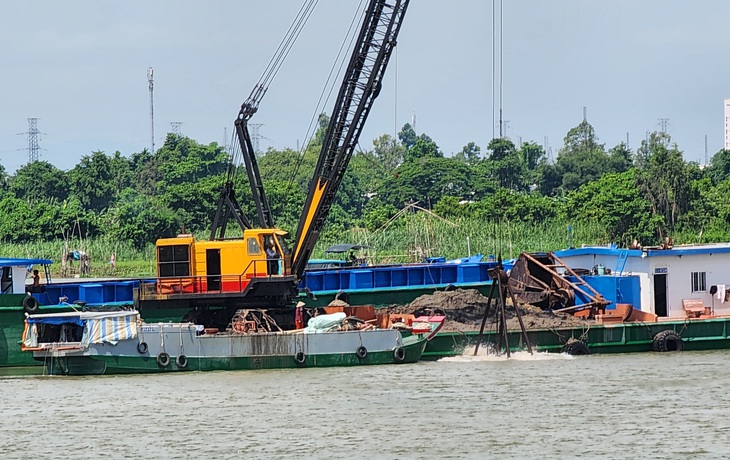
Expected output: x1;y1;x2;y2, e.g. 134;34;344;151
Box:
385;289;589;332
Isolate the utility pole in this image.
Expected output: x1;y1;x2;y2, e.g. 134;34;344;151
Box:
148;67;155;154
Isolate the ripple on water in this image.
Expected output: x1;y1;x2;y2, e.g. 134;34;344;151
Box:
2;350;730;458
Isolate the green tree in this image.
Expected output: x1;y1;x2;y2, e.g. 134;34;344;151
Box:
68;151;115;213
545;120;610;194
706;149;730;185
398;123;417;151
10;161;68;204
372;134;405;170
567;170;660;245
453;142;481;165
379;157;472;208
607;142;633;173
485;138;528;191
636;132;693;232
404;135;441;162
104;190;181;248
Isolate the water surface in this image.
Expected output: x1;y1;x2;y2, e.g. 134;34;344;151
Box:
2;349;727;459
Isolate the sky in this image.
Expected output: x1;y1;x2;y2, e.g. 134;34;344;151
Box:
2;0;730;174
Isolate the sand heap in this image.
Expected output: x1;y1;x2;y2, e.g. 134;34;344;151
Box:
385;289;589;332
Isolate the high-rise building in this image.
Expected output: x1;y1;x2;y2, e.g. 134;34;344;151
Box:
725;98;730;150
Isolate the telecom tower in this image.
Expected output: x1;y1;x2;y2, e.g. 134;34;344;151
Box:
170;122;183;135
20;118;43;163
148;67;155;154
724;98;730;150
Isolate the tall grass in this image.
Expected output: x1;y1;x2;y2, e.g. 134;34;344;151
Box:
8;216;611;277
314;215;609;263
0;237;156;278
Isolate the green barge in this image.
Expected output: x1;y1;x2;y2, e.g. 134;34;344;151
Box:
423;317;730;359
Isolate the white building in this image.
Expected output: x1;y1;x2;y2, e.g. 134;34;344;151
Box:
725;98;730;150
555;244;730;319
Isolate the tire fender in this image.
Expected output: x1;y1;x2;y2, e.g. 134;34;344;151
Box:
562;340;591;356
23;296;39;314
136;341;149;354
393;346;406;363
176;354;188;369
294;351;306;365
157;352;171;367
652;330;684;352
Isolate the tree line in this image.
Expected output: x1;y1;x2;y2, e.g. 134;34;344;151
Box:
3;117;730;253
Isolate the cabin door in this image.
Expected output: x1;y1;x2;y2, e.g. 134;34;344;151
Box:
653;273;668;317
206;249;221;292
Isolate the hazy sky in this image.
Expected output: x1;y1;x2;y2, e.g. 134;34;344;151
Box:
2;1;729;173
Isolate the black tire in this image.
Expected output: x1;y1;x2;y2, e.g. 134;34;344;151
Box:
356;346;368;359
562;340;591;356
136;341;149;354
23;296;39;314
176;354;188;369
157;352;170;367
294;351;306;365
652;330;684;352
393;346;406;363
335;291;350;304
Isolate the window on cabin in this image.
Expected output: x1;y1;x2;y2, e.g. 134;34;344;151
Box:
247;238;262;255
691;271;706;293
158;244;190;277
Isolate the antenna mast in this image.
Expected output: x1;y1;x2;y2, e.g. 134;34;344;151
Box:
148;67;155;154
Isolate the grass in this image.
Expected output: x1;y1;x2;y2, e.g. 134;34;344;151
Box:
6;217;612;278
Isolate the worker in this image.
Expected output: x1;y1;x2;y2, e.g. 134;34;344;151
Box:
27;269;41;293
295;301;305;329
266;242;280;275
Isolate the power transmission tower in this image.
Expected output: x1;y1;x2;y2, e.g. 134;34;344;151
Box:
170;122;183;135
18;118;44;163
148;67;155;154
658;118;669;133
249;123;263;153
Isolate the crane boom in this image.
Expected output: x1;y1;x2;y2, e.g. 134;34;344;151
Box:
210;0;318;239
290;0;410;278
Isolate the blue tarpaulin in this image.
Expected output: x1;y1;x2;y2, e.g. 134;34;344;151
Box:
26;316;85;327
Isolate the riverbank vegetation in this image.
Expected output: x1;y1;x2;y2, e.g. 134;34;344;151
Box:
3;117;728;277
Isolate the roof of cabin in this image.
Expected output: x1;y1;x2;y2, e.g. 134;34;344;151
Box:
555;243;730;258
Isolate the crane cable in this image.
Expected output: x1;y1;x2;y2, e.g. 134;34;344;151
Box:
228;0;319;185
283;0;367;198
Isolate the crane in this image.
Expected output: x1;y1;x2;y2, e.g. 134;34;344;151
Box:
139;0;410;326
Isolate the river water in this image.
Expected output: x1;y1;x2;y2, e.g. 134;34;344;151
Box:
2;349;728;459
